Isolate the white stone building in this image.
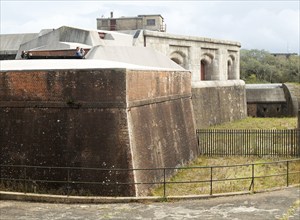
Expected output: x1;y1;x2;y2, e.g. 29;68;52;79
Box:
97;14;241;83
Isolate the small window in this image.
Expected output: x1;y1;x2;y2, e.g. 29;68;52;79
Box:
102;20;108;26
147;19;155;26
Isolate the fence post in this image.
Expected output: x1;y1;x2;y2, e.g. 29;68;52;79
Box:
297;129;300;157
286;161;289;187
163;168;166;198
210;167;213;195
251;164;255;193
0;166;2;187
67;168;70;196
24;166;27;193
196;130;200;155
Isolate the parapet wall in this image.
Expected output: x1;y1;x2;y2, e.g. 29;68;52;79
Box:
192;80;247;128
0;67;197;196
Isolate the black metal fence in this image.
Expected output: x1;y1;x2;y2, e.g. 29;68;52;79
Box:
1;159;300;198
197;129;300;157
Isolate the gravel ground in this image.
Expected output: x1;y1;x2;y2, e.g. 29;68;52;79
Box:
1;187;299;220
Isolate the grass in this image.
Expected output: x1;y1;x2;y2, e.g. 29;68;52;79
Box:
280;199;300;220
150;157;300;196
151;117;300;197
208;117;297;130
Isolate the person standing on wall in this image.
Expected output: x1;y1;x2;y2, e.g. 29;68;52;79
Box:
75;46;84;58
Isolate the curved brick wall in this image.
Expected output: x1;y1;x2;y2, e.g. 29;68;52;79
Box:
0;67;197;196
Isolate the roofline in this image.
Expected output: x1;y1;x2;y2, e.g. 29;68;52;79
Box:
97;14;164;20
143;30;241;47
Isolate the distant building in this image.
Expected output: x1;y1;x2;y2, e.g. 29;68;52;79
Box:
271;53;298;59
97;13;166;32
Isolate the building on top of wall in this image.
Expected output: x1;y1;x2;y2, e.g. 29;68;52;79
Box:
97;14;240;83
0;14;247;128
97;12;166;32
131;30;241;83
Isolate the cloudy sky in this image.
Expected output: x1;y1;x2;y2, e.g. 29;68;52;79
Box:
1;0;299;53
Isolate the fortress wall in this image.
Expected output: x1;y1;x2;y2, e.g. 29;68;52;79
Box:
0;68;134;196
0;67;197;196
192;80;247;128
126;70;198;196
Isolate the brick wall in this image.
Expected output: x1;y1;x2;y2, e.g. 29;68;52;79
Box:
0;68;197;196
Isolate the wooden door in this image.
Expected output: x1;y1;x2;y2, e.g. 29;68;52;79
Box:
110;19;116;31
201;61;205;80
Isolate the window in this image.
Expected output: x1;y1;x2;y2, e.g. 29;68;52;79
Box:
102;20;108;26
201;60;206;80
146;19;155;26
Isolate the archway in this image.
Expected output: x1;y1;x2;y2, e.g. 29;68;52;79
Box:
171;57;181;65
227;55;235;80
201;60;206;80
200;53;214;80
170;51;186;69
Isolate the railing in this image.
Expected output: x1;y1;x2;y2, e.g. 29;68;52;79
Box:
197;129;300;157
1;159;299;198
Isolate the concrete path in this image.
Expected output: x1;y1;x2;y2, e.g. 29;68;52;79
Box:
1;187;299;220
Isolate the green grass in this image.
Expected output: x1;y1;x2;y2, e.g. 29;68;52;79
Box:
151;117;300;197
151;157;300;196
208;117;297;130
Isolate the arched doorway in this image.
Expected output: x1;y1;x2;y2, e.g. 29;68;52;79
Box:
201;60;206;80
227;55;235;80
227;60;232;79
200;53;213;81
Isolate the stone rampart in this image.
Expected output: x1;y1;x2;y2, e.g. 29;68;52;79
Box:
0;67;197;196
192;80;247;128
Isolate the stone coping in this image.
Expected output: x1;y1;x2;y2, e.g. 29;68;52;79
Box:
192;80;245;88
143;30;241;47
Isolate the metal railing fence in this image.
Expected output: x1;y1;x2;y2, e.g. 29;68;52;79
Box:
1;158;299;198
197;129;300;157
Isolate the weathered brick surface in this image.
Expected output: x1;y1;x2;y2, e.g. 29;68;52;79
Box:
126;70;197;195
0;68;197;196
192;84;247;128
0;69;126;102
127;70;191;101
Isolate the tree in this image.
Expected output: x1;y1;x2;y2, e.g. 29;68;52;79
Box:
240;49;300;84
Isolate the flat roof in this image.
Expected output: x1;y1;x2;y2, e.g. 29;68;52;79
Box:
245;84;282;89
0;59;184;72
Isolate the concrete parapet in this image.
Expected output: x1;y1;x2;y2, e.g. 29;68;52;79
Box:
0;65;197;196
192;80;247;128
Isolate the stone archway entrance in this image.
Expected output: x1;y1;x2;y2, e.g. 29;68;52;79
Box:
200;53;214;81
201;60;206;80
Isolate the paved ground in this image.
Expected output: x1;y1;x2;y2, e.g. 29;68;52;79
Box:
1;187;299;220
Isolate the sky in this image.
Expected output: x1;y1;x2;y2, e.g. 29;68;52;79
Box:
1;0;299;53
